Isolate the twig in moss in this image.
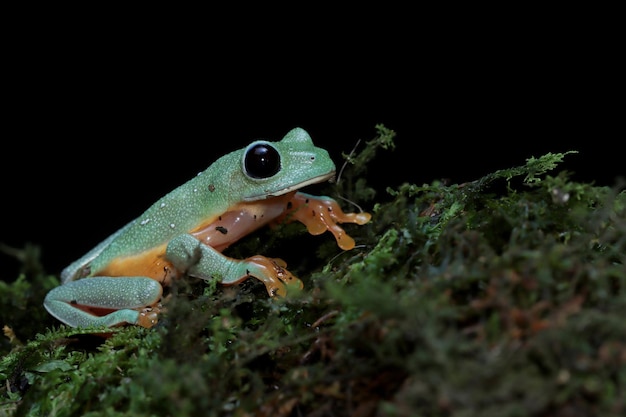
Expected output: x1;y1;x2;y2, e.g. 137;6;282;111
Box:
336;139;361;185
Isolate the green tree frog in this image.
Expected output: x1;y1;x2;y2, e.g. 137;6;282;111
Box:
44;128;371;329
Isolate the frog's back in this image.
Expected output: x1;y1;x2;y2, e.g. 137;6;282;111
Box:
60;158;232;280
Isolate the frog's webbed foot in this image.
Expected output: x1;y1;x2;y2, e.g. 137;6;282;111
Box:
276;192;371;250
244;255;303;297
136;303;164;328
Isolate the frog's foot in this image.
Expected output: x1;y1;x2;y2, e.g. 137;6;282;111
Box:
44;277;163;329
136;303;164;328
277;192;372;250
244;255;303;297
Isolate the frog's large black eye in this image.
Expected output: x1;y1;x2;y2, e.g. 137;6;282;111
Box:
244;143;281;179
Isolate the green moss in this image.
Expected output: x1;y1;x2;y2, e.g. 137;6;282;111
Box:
1;125;625;416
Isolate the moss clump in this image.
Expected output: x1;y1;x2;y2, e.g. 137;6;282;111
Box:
1;125;624;417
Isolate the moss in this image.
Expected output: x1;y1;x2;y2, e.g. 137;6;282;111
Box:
1;125;625;416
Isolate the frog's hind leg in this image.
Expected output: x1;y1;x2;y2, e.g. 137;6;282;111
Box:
44;277;163;328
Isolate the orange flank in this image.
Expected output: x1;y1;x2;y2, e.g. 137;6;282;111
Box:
190;195;292;253
96;244;178;286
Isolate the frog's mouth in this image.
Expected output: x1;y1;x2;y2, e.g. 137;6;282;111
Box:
244;171;336;201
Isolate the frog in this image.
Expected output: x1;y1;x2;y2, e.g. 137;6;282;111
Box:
44;127;371;329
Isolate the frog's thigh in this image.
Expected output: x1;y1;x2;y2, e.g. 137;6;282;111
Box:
44;277;162;328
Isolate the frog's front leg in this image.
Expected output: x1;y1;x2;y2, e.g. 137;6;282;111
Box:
44;277;163;328
277;192;372;250
166;234;303;297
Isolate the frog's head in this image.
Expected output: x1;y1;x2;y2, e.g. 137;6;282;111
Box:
240;127;336;201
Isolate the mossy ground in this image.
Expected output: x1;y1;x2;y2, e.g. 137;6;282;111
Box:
1;126;624;416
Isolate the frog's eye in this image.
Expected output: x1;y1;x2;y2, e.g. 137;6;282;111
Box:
244;142;281;179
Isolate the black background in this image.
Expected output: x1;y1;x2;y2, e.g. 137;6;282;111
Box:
2;16;623;282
